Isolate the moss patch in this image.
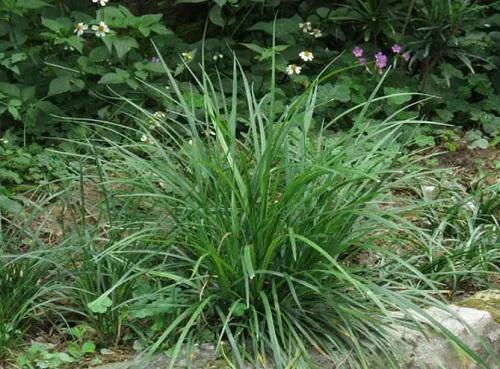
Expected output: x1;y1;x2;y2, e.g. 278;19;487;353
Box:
458;290;500;323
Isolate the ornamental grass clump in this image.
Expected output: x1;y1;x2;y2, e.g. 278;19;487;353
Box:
75;53;493;369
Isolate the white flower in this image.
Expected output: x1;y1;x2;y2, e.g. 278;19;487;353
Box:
148;111;166;129
286;64;302;76
213;53;224;61
298;21;312;33
92;21;110;37
299;50;314;62
181;52;193;61
74;22;88;37
310;28;322;38
153;111;166;119
92;0;109;6
140;134;153;144
1;139;8;144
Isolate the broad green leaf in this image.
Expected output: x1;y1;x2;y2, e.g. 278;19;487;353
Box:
87;296;113;314
440;63;464;84
57;352;74;363
209;5;225;27
415;135;436;147
435;109;453;123
81;341;96;354
48;76;85;96
135;14;168;36
18;0;51;10
99;69;130;84
384;87;412;105
468;138;489;149
113;36;138;59
0;168;23;184
11;53;27;64
66;36;84;53
7;105;20;119
149;23;169;35
41;17;71;33
482;117;500;136
241;43;265;54
332;84;351;103
232;301;247;317
135;61;164;73
89;46;110;62
316;7;331;18
248;16;301;41
0;83;20;97
36;100;63;115
0;195;24;216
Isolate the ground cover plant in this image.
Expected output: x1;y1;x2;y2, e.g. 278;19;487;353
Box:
0;1;499;368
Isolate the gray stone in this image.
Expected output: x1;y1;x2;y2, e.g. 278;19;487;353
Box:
399;305;500;369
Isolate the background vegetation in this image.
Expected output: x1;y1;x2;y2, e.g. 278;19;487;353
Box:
0;1;498;368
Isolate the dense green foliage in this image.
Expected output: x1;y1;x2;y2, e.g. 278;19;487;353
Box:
0;1;499;368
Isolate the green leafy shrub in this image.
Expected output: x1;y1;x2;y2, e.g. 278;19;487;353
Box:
0;0;170;138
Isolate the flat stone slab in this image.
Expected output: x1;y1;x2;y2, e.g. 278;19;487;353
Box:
400;305;500;369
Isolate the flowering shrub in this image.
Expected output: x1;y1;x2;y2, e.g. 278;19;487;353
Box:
0;0;171;139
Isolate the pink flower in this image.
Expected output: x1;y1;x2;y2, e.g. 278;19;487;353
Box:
403;52;411;62
391;44;401;54
353;46;363;58
374;52;388;70
359;57;366;65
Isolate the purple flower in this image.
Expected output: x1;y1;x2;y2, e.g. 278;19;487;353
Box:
353;46;363;58
374;52;388;70
359;57;366;66
391;44;401;54
403;52;411;62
